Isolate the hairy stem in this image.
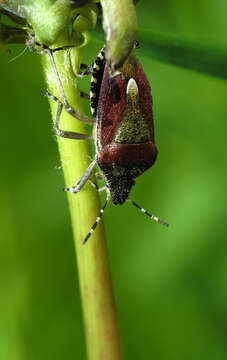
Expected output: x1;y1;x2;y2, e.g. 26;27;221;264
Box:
41;40;122;359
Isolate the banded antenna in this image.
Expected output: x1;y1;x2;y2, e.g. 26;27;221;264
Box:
127;199;169;227
83;190;111;245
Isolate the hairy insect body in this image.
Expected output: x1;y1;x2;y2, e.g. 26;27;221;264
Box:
92;52;158;205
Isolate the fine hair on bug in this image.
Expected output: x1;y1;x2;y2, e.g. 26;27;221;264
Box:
31;41;168;244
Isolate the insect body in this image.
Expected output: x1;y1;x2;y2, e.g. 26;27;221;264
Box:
44;44;168;243
92;49;158;205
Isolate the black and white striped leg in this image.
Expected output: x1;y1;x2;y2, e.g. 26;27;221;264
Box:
83;189;110;245
80;91;90;99
88;180;107;193
63;159;96;193
80;63;93;75
27;37;75;55
75;64;94;78
88;179;99;190
98;186;107;193
46;90;92;140
76;64;92;79
45;48;93;124
128;199;169;227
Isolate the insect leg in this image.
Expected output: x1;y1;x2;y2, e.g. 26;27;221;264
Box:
74;64;93;78
46;48;93;124
98;186;107;193
88;180;107;193
80;63;93;75
80;91;90;99
128;199;169;227
30;41;92;77
28;39;94;123
63;159;96;193
88;179;99;190
83;189;110;245
95;172;104;180
27;37;75;55
46;90;92;140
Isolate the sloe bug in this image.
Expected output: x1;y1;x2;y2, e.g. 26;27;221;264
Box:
38;43;168;243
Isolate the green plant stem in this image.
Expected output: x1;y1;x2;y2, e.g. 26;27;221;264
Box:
41;40;122;360
100;0;137;70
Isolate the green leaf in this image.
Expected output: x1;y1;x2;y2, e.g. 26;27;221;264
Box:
137;29;227;80
93;25;227;80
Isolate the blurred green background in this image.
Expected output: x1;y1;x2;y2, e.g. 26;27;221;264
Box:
1;0;227;359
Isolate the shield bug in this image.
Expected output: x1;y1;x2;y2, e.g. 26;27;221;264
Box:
42;44;168;243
